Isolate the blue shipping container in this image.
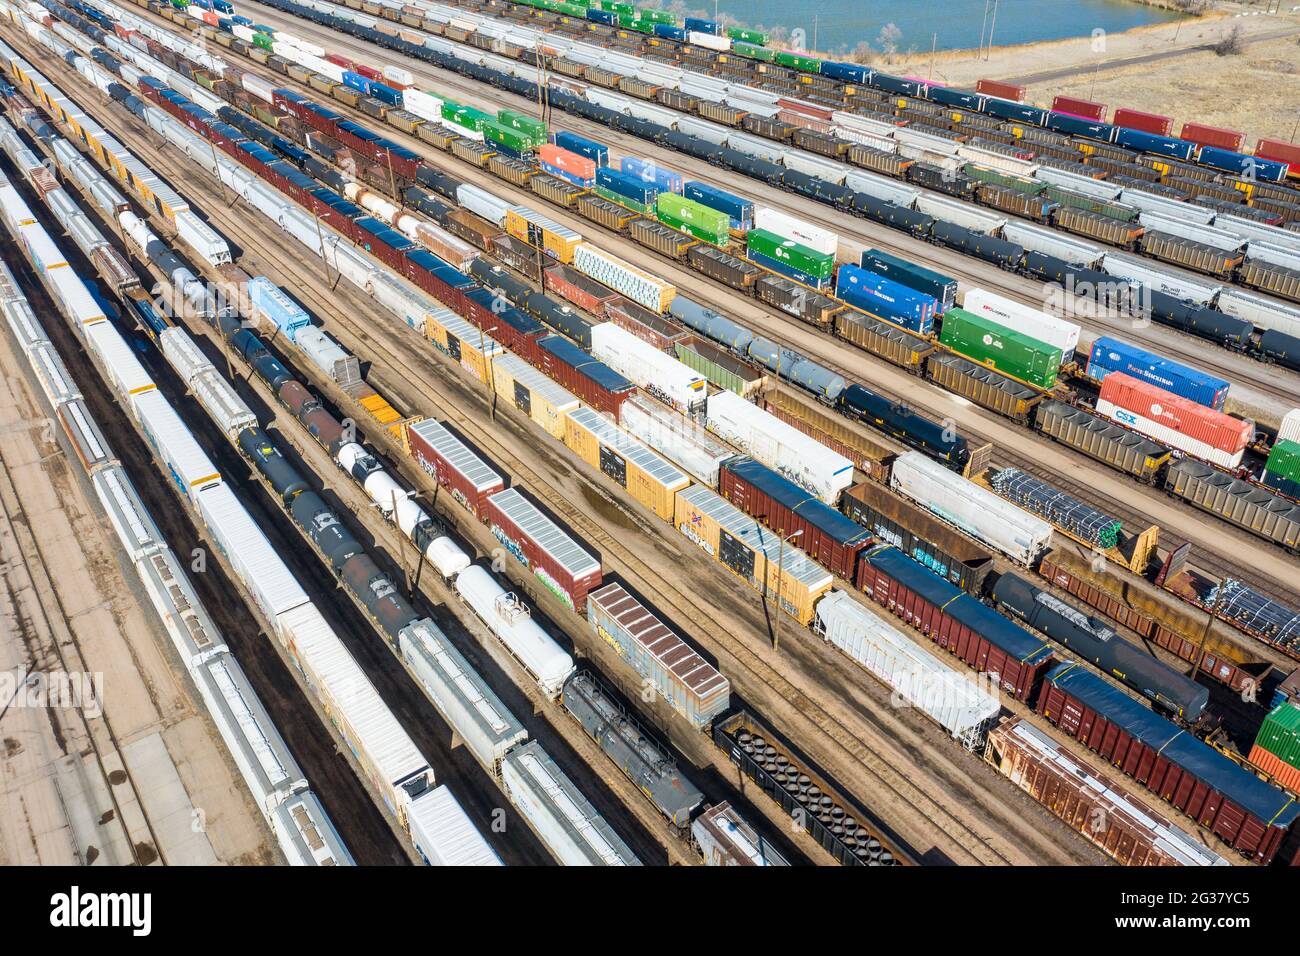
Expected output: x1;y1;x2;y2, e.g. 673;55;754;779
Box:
621;157;683;195
342;71;372;95
746;249;831;290
818;61;872;85
860;248;957;314
1086;336;1229;410
248;276;311;342
596;166;658;205
1196;145;1288;183
540;161;593;188
835;264;936;335
684;181;753;230
683;16;722;34
586;7;616;24
927;85;985;112
552;130;608;167
369;83;403;107
1044;111;1115;142
983;98;1049;126
1113;126;1196;161
653;23;687;41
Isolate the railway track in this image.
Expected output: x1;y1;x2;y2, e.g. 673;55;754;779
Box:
155;6;1300;617
234;0;1300;414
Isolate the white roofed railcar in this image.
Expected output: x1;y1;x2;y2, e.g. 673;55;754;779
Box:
196;483;308;621
407;785;502;866
93;464;164;563
273;791;355;866
397;618;527;769
134;390;222;505
705;391;852;504
1100;253;1222;305
889;452;1052;566
501;741;641;866
590;322;705;411
453;564;576;697
84;319;156;404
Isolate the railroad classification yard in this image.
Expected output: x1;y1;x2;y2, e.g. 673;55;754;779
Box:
1;0;1300;881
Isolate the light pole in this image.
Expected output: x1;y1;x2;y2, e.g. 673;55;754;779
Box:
770;528;802;651
479;324;498;419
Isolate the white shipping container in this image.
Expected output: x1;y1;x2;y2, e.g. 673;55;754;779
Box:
815;590;1001;748
619;394;733;487
590;323;705;410
382;64;415;86
397;619;527;769
1138;211;1245;252
961;288;1081;360
454;565;576;697
196;483;308;620
1215;287;1300;338
176;210;232;266
402;88;446;124
407;786;501;866
1096;399;1245;470
915;192;1007;235
1100;253;1222;305
191;369;257;437
753;207;838;256
705;391;852;504
1001;220;1104;268
134;390;221;504
159;327;214;385
889;452;1053;565
1118;188;1215;224
1279;409;1300;446
687;30;730;51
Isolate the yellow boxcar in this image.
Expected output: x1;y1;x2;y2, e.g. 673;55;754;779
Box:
562;407;689;521
427;311;504;384
504;205;583;264
489;352;578;440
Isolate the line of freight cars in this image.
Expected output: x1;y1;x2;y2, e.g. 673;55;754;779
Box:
223;0;1300;322
53;26;1300;868
0;242;353;866
45;3;1300;561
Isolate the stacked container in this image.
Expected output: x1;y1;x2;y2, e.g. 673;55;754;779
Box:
1249;702;1300;794
595;166;659;211
939;307;1062;389
552;130;609;166
961;288;1080;362
835;263;938;335
859;249;957;314
1086;336;1229;410
620;156;683;195
1096;372;1253;470
746;228;834;289
683;181;754;230
539;143;596;187
1263;439;1300;498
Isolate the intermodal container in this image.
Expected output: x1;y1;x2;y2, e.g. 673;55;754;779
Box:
1051;95;1106;122
553;130;609;166
683;181;754;230
1255;138;1300;169
656;193;731;246
939;308;1062;389
856;545;1055;701
746;228;834;279
1265;439;1300;486
620;157;683;195
975;79;1026;102
859;249;957;314
1086;336;1229;410
1113;107;1173;136
835;264;936;335
1096;373;1252;470
539;142;596;184
596;166;659;206
1179;122;1244;153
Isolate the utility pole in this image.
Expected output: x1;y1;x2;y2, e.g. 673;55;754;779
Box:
771;528;802;651
986;0;1000;61
979;0;991;60
1189;595;1218;687
314;210;335;287
386;149;397;199
478;323;498;420
928;33;937;82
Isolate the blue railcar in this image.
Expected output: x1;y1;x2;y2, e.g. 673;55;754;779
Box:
1113;126;1196;161
835;264;936;335
859;249;957;314
983;97;1049;126
586;7;616;24
1086;336;1230;410
553;130;608;166
683;180;753;230
1196;145;1289;183
369;82;402;107
653;23;687;41
818;61;872;85
838;383;968;468
871;72;926;97
926;85;986;112
1044;111;1116;142
344;70;373;93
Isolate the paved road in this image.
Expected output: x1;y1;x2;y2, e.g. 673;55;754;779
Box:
1003;24;1300;85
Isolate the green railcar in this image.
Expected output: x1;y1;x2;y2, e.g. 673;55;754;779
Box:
939;308;1061;389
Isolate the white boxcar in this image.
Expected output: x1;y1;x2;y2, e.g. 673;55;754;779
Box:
705;391;852;504
692;802;788;866
396;618;527;769
501;741;640;866
752;207;838;256
453;564;576;697
889;452;1053;566
815;590;1001;749
134;390;222;504
1215;287;1300;338
619;394;733;487
961;288;1081;361
196;483;309;620
455;183;510;226
407;785;501;866
915;192;1006;235
176;210;232;266
590;322;705;410
159;326;214;385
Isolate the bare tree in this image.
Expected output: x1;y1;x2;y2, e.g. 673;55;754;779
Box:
1212;24;1245;56
877;22;903;59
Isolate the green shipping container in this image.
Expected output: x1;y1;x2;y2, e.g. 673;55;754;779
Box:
496;110;547;146
1265;439;1300;484
637;8;676;25
746;228;834;279
483;121;533;154
775;51;823;72
1254;702;1300;771
726;27;768;45
1043;185;1139;222
595;185;649;215
734;42;777;62
939;308;1061;388
656;194;730;245
963;164;1045;195
599;0;633;11
557;2;588;15
252;32;274;51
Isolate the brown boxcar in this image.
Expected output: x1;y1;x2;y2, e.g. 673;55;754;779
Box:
545;264;620;316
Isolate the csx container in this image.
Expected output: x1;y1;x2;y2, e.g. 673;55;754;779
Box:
835;263;937;335
1033;400;1171;483
673;484;832;626
683;180;754;230
857;545;1054;701
719;456;871;578
706;391;853;504
490;352;580;440
563;407;690;520
590;322;705;411
1163;459;1300;550
859;249;957;314
485;487;602;613
1037;662;1300;865
962;288;1080;361
939;307;1062;389
1097;373;1252;470
656;193;731;246
407;418;504;521
1086;336;1229;410
890;452;1053;566
841;482;992;592
985;718;1227;867
573;243;676;313
505;205;582;263
816;590;1001;748
587;582;730;730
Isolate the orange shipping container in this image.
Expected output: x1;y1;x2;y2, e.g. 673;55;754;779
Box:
1248;745;1300;795
539;142;596;181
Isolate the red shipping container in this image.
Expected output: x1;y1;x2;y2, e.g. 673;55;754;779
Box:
544;265;619;316
856;553;1053;702
1113;107;1172;136
1051;95;1106;122
976;78;1027;102
1180;121;1245;153
538;143;596;182
354;64;383;81
1038;667;1296;864
325;53;354;69
407;420;504;521
776;98;834;121
1098;372;1252;458
484;489;603;614
1255;138;1300;170
718;459;870;580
